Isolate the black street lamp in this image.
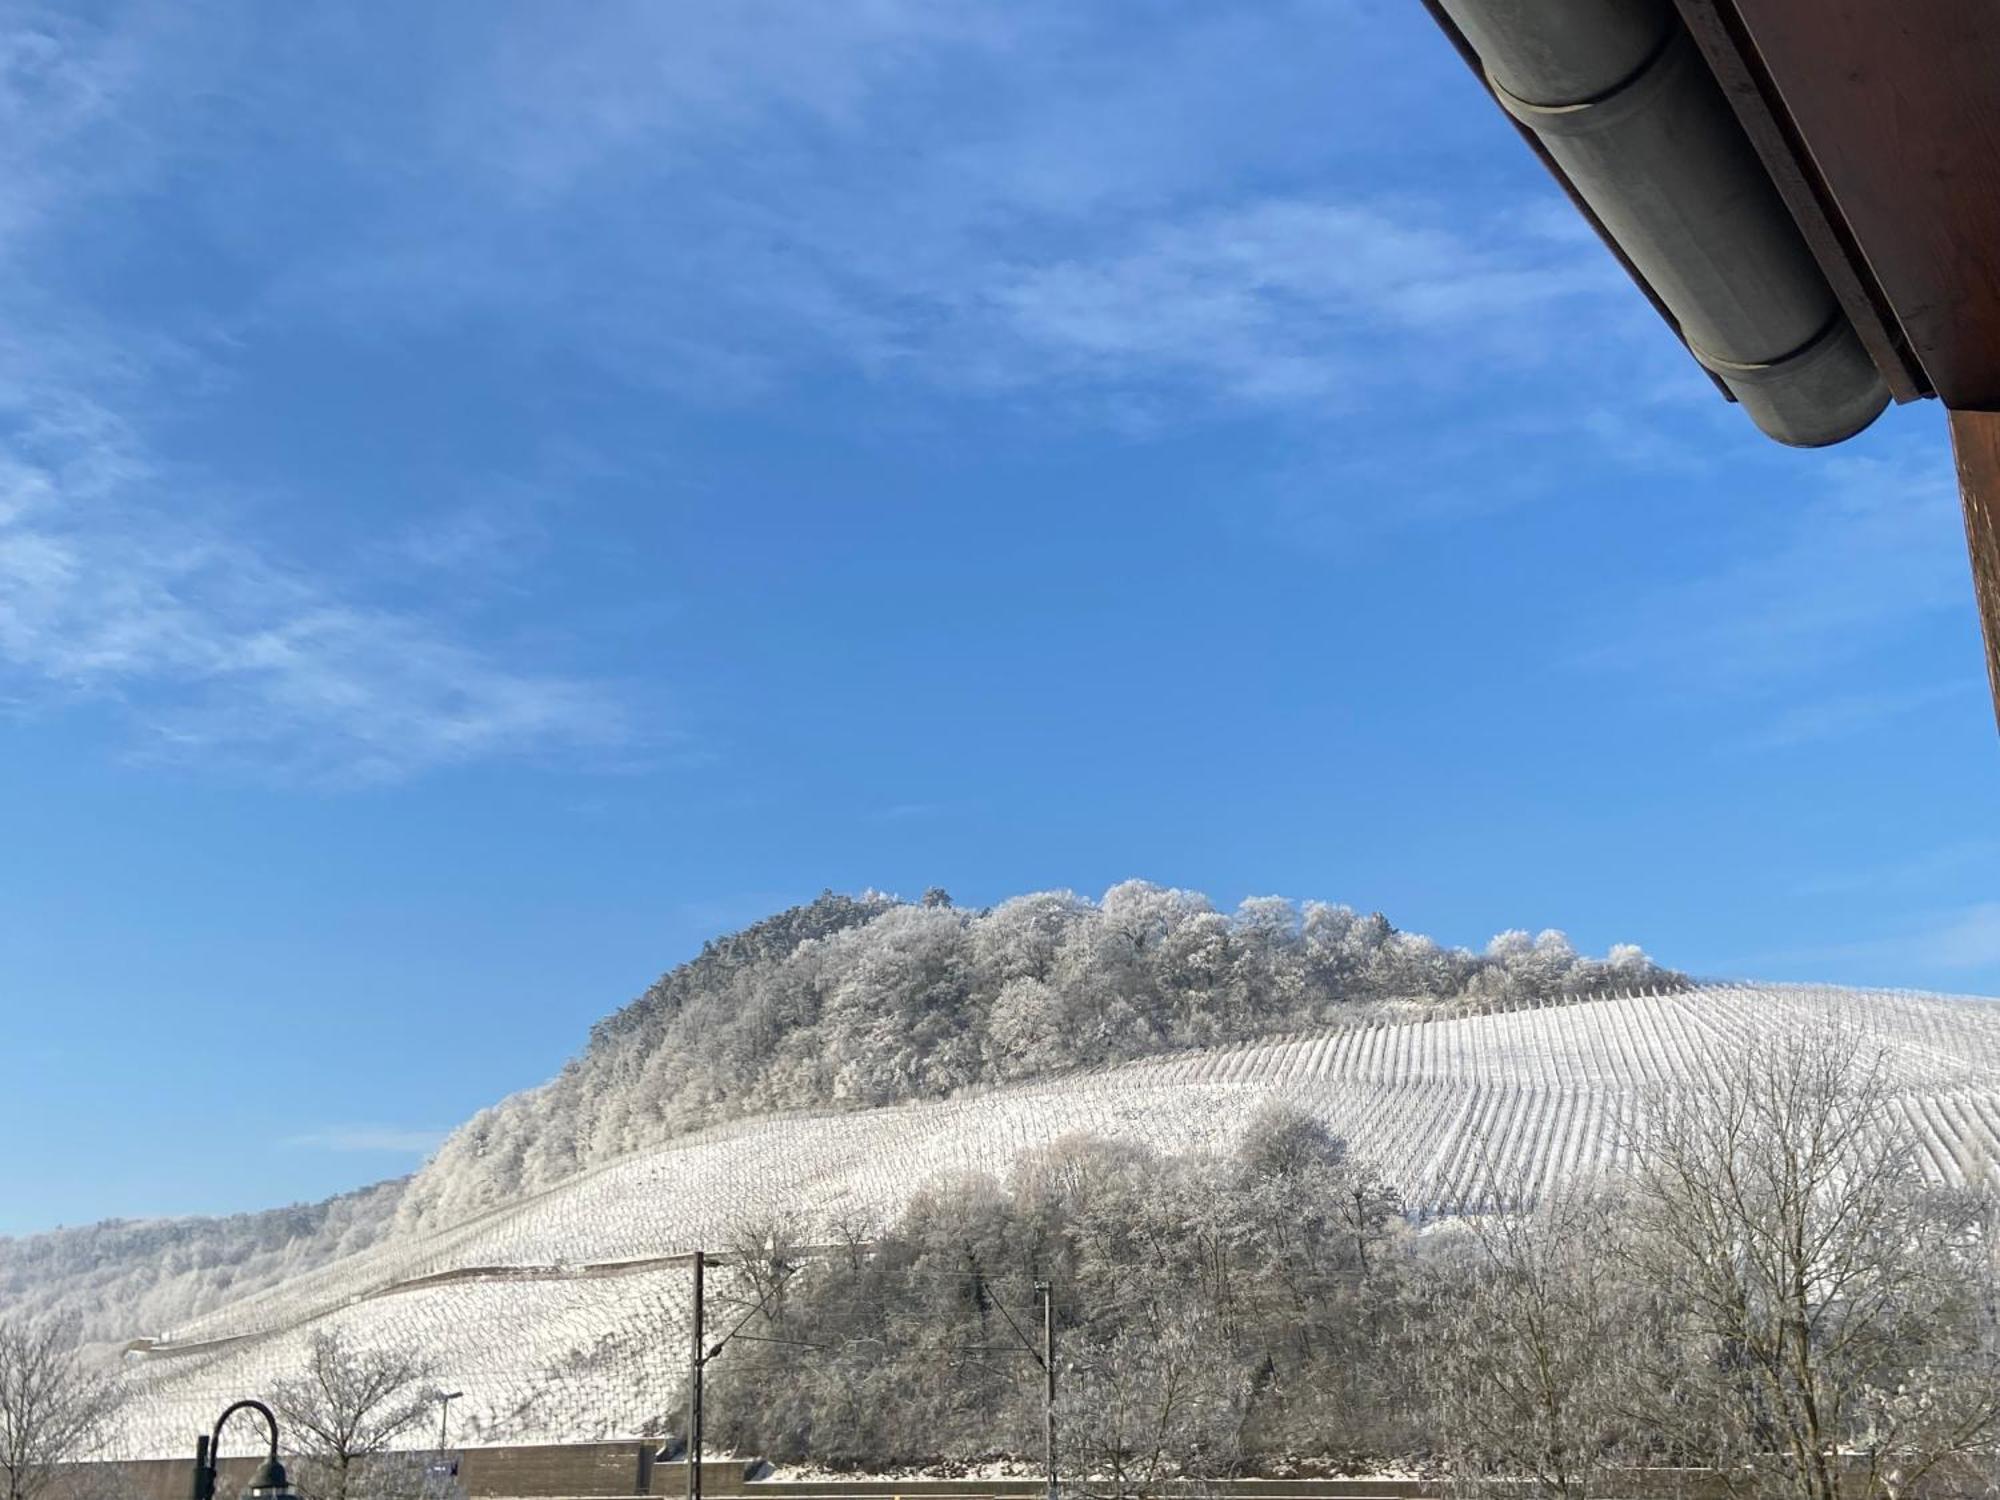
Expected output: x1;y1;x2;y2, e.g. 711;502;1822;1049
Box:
190;1400;297;1500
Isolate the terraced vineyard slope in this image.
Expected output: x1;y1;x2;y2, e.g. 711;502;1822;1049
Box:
110;982;2000;1459
11;883;1673;1352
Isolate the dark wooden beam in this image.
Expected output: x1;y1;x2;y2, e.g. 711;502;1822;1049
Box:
1724;0;2000;410
1949;409;2000;735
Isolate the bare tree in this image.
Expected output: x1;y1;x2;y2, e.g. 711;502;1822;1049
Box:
827;1207;876;1273
269;1330;441;1500
722;1213;802;1332
1424;1185;1636;1500
1061;1317;1243;1500
0;1318;117;1500
1620;1025;2000;1500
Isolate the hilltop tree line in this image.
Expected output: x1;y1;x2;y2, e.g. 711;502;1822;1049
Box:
698;1029;2000;1498
0;885;1671;1356
399;884;1673;1231
0;1183;405;1351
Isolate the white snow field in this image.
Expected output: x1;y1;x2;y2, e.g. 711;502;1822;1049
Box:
113;983;2000;1458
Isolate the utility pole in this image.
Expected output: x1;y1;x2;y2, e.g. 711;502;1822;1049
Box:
1038;1281;1058;1500
687;1250;705;1500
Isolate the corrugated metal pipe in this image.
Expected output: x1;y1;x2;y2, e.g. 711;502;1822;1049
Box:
1436;0;1889;447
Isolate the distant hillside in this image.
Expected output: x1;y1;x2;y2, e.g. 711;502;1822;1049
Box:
393;883;1675;1232
0;1178;404;1350
110;982;2000;1459
1;882;1674;1346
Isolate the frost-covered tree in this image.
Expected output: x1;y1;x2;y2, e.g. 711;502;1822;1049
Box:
0;1182;404;1351
984;977;1068;1081
703;1120;1411;1475
271;1330;441;1500
390;885;1678;1235
1416;1029;2000;1500
1423;1188;1636;1500
0;1318;116;1500
1619;1028;2000;1500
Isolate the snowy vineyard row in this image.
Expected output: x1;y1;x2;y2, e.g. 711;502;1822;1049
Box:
119;1264;693;1458
112;983;2000;1459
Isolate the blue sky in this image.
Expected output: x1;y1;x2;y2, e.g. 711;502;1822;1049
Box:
2;0;1996;1235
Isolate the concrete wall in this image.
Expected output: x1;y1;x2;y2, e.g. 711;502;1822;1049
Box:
58;1453;1988;1500
50;1451;1437;1500
66;1452;266;1500
460;1443;652;1499
59;1447;754;1500
721;1486;1431;1500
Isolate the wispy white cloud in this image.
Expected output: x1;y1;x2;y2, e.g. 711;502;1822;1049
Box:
983;199;1623;408
438;1;1019;199
0;0;1779;784
0;8;147;259
271;183;1624;422
1799;904;2000;979
233;4;1641;424
390;503;545;577
1735;682;1975;752
0;13;639;783
5;0;1665;435
1920;905;2000;971
1584;443;1971;693
0;388;632;782
1794;840;2000;899
283;1125;449;1154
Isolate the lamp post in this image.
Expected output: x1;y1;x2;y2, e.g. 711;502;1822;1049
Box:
190;1400;297;1500
438;1391;464;1454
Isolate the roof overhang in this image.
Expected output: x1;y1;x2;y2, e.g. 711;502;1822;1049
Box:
1422;0;2000;731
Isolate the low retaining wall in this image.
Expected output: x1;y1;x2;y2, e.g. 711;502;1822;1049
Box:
54;1452;1996;1500
725;1485;1433;1500
58;1448;753;1500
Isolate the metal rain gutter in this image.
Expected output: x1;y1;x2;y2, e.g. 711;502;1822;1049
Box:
1433;0;1889;448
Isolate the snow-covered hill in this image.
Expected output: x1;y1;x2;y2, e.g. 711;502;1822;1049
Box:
391;886;1673;1236
8;884;1674;1356
109;982;2000;1459
0;1180;404;1350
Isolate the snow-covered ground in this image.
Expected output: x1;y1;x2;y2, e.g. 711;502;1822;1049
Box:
113;983;2000;1458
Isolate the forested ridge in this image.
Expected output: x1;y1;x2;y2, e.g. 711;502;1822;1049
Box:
2;882;1674;1346
395;882;1674;1232
0;1179;404;1348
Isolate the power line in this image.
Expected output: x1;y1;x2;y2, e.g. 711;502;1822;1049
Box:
987;1286;1046;1370
726;1333;834;1351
